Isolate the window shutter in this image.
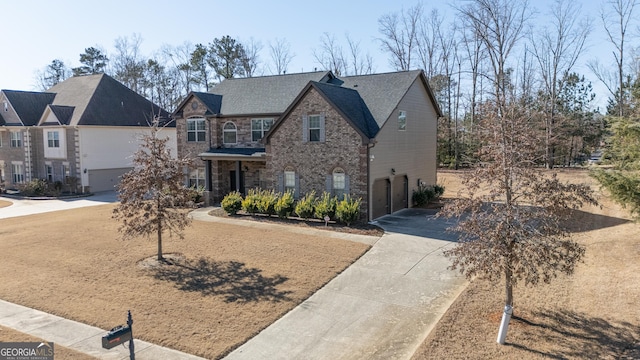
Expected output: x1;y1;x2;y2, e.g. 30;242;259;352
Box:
302;115;309;142
319;113;326;142
294;173;300;199
277;173;284;193
344;175;350;195
325;175;332;194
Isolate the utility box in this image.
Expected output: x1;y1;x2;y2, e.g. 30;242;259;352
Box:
102;325;132;349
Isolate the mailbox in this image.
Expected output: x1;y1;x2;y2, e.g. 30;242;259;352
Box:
102;325;132;349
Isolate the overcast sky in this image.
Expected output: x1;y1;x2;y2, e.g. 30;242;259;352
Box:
0;0;614;109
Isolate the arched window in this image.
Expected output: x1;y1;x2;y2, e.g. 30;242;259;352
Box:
223;122;237;144
332;167;346;199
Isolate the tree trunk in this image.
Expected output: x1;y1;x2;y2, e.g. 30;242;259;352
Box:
497;265;514;345
157;221;163;261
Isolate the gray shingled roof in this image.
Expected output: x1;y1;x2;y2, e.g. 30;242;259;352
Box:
192;92;223;115
47;74;172;127
311;82;379;139
210;71;333;115
48;105;75;125
2;90;56;126
337;70;427;127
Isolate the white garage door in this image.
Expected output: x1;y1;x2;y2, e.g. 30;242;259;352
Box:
87;168;131;192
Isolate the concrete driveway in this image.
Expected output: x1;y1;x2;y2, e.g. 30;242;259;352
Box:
225;208;467;360
0;191;118;219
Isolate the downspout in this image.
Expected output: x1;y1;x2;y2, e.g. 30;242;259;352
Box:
366;139;376;222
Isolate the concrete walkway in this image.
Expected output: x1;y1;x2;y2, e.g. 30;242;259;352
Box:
215;208;467;360
0;300;206;360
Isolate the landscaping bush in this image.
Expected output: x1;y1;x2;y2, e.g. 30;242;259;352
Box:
295;190;316;219
257;189;278;216
19;179;50;196
336;195;361;226
221;191;243;215
275;190;295;218
412;184;445;207
241;188;261;215
314;192;337;221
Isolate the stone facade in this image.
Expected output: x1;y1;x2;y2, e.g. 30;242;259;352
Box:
266;88;369;216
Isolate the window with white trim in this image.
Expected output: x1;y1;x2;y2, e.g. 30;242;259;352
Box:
187;118;206;142
332;168;346;199
47;131;60;148
12;163;24;183
223;122;237;144
398;110;407;131
10;131;22;147
309;115;322;142
284;167;296;194
189;167;206;188
251;118;274;142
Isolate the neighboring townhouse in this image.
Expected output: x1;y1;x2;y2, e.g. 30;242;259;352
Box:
173;70;441;220
0;74;175;193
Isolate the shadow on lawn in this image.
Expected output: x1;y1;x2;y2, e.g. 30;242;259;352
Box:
562;209;630;233
508;309;640;359
152;257;293;303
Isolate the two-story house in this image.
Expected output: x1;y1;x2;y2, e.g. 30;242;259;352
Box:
0;73;174;193
173;70;441;220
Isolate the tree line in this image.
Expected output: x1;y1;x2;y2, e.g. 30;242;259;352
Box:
34;0;638;170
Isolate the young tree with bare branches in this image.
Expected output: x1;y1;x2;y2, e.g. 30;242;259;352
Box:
113;118;194;261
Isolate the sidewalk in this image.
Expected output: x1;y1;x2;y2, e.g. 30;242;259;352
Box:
0;300;206;360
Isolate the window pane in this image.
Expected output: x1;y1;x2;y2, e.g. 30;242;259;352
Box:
309;116;320;128
264;119;273;130
187;132;195;142
309;129;320;142
398;111;407;130
251;120;261;130
187;121;196;131
196;120;205;130
252;130;263;142
224;132;236;144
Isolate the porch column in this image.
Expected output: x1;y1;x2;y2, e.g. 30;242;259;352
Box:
235;161;242;192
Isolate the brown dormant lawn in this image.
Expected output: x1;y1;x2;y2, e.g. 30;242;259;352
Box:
0;205;370;359
412;169;640;359
0;199;11;208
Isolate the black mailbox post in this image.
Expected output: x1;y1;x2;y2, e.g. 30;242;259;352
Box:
102;310;135;359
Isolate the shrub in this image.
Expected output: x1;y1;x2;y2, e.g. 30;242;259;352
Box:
221;191;243;215
275;190;295;218
241;188;261;215
336;195;361;226
412;184;445;206
19;179;49;196
257;189;278;216
314;192;337;221
295;190;316;219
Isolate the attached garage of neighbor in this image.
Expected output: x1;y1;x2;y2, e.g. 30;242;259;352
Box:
87;168;131;192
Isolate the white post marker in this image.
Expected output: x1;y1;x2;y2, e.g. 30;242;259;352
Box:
497;305;513;345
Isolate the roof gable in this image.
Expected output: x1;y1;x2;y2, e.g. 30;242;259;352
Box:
47;74;172;127
41;105;75;125
1;90;56;126
338;70;442;127
311;82;379;139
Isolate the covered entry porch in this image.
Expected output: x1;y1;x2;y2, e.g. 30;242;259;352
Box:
198;148;267;205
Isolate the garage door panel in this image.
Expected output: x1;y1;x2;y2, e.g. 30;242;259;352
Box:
88;168;131;192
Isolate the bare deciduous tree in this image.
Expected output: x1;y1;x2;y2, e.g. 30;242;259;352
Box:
589;0;638;117
440;100;598;345
377;3;422;71
35;59;71;90
531;0;591;168
345;34;374;75
113;118;194;261
269;38;295;75
240;37;263;77
313;32;346;76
